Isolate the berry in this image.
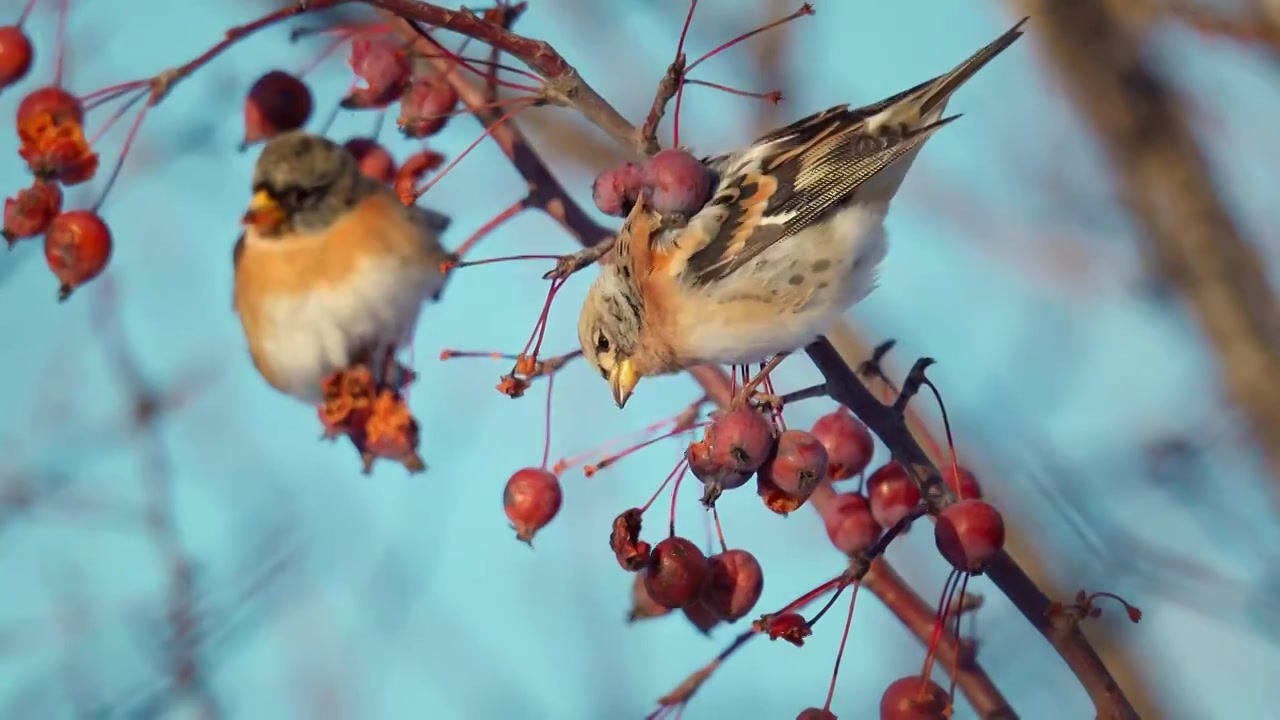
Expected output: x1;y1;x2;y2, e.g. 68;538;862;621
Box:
243;71;312;145
591;162;643;217
810;407;875;480
682;598;720;635
759;429;828;498
0;26;34;90
3;179;62;247
708;407;776;474
608;507;650;572
16;87;96;184
502;467;562;544
44;210;111;301
935;499;1005;572
942;465;982;499
343;137;397;184
398;78;458;139
880;676;948;720
797;709;837;720
701;549;763;622
627;572;671;622
821;492;882;556
866;462;921;529
342;38;411;108
16;86;81;129
640;148;712;218
686;438;750;507
643;536;708;609
756;470;809;516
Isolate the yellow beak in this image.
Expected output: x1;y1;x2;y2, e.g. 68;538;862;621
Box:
609;358;640;409
242;189;285;232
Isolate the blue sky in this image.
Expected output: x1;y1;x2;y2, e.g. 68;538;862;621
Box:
1;0;1277;718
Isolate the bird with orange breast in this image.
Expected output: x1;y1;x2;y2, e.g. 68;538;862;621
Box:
233;131;451;404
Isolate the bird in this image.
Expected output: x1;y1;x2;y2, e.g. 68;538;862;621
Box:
578;19;1026;409
233;130;451;404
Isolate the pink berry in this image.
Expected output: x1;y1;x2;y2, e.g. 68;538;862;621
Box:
343;38;411;108
592;162;643;217
880;676;948;719
644;536;708;609
821;492;882;556
398;78;458;139
810;407;875;480
935;499;1005;572
866;462;921;529
641;148;712;218
759;429;828;498
502;467;562;544
701;549;763;622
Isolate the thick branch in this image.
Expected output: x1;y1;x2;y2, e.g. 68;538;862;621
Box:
1015;0;1280;501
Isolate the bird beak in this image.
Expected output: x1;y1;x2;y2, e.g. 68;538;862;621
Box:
242;190;284;232
609;358;639;409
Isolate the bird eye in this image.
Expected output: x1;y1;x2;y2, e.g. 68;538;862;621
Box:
594;331;610;354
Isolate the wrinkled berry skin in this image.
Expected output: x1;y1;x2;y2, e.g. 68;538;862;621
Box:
644;536;708;609
17;86;83;129
591;162;643;217
935;499;1005;572
3;179;62;246
502;467;562;544
641;148;712;218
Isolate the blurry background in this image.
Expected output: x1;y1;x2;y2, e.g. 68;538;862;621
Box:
1;0;1277;717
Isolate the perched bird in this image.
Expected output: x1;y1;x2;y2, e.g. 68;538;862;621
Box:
233;130;451;403
578;19;1026;408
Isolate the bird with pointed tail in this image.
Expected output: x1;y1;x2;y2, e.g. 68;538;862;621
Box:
578;19;1027;408
233;130;452;403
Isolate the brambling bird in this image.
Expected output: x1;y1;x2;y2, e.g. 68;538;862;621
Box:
579;19;1026;408
233;130;451;403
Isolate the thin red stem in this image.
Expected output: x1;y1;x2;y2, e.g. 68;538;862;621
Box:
540;375;554;470
80;81;151;109
711;505;727;553
412;100;535;201
685;3;814;73
670;0;698;147
682;79;781;103
778;574;845;616
453;198;526;259
921;379;962;497
946;573;972;705
415;32;542;93
93;94;150;214
297;33;353;77
823;584;861;712
667;461;690;537
640;458;687;514
17;0;39;28
449;253;562;269
53;0;67;86
922;568;963;688
584;421;707;477
87;89;146;145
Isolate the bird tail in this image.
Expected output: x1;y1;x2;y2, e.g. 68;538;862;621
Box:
868;17;1027;131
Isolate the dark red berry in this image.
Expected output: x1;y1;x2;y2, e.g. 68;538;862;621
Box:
810;407;875;480
16;86;81;129
343;137;397;184
3;179;62;247
342;38;411;108
866;462;921;529
797;709;837;720
880;676;948;719
756;470;809;516
644;536;708;609
627;572;671;622
759;429;828;498
935;499;1005;572
44;210;111;301
687;438;751;507
641;148;712;217
942;464;982;500
0;26;34;90
701;549;763;622
821;492;882;556
682;598;720;635
591;162;643;217
398;77;458;139
502;467;562;544
243;71;312;146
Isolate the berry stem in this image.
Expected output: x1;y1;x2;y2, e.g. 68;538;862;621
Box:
710;505;727;553
669;0;698;149
412;99;536;201
92;94;151;214
823;584;861;712
640;458;687;514
584;421;707;477
17;0;38;28
297;33;352;77
684;3;814;73
682;79;782;104
445;253;562;270
540;374;554;470
53;0;67;85
919;374;962;498
667;461;690;537
452;197;528;259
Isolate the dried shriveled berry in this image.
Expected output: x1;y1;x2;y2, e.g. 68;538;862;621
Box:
935;499;1005;572
686;438;750;507
627;573;671;622
16;87;96;185
360;390;424;474
398;78;458;139
757;612;811;646
243;70;313;145
759;429;828;498
821;492;882;556
701;549;763;622
641;148;712;219
609;507;650;571
880;676;949;720
344;137;397;184
342;38;411;108
318;365;377;439
943;464;982;499
3;179;62;246
682;598;720;635
591;162;643;217
866;462;921;529
503;467;562;544
810;407;875;480
0;26;34;90
44;209;111;301
797;709;837;720
644;536;708;609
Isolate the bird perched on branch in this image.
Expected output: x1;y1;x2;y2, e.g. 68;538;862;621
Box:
578;19;1027;408
233;130;451;403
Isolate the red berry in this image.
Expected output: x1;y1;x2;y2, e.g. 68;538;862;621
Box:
942;464;982;499
880;676;948;719
821;492;882;556
591;162;643;217
866;462;921;529
682;598;720;635
342;38;411;108
641;148;712;218
502;467;562;544
935;499;1005;572
626;572;671;622
398;78;458;139
343;138;397;184
644;536;708;609
0;26;34;90
701;549;763;622
810;407;875;480
686;438;751;507
243;71;313;145
797;709;837;720
3;179;62;247
759;429;828;498
709;407;776;474
16;86;81;129
43;210;111;301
